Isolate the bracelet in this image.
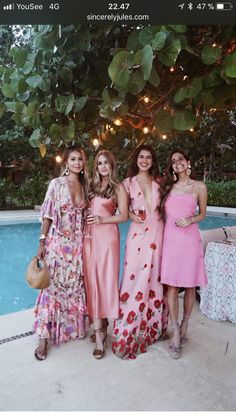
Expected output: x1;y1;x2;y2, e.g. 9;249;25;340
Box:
39;234;46;241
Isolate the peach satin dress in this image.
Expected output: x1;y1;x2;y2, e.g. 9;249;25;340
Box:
83;196;120;319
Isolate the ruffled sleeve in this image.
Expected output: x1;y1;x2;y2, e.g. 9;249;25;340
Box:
40;179;57;221
122;177;131;196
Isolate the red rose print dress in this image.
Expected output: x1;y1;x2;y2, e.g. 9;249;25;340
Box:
34;177;87;345
112;176;168;360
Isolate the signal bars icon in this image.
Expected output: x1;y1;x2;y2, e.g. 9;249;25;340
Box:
3;3;14;10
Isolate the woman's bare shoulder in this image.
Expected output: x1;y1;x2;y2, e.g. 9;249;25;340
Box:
193;180;207;193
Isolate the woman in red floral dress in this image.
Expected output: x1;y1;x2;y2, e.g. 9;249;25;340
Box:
112;145;168;360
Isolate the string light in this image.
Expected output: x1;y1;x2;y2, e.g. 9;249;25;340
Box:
55;155;62;163
110;127;116;135
114;118;122;126
170;66;175;73
162;134;167;140
92;138;99;146
212;43;217;47
143;96;150;104
183;75;188;81
189;128;194;132
143;127;149;134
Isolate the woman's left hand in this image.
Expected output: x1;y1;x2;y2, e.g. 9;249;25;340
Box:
86;215;103;225
175;218;192;228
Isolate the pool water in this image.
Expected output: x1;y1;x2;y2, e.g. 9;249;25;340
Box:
0;215;236;315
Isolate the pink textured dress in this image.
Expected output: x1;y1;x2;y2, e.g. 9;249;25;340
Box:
161;193;207;288
112;176;169;360
83;196;120;319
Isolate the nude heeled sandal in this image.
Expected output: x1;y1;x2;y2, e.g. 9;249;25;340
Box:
169;321;181;359
180;314;190;348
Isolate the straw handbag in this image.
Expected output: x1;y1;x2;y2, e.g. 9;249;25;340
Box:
25;256;49;289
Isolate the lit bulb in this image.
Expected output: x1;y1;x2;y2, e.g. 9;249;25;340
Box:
183;75;188;81
55;155;62;163
143;96;150;104
212;43;217;47
143;127;149;134
114;118;122;126
110;127;116;135
162;134;167;140
170;66;175;73
189;128;194;132
92;138;99;146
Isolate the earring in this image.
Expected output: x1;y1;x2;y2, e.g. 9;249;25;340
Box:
173;171;177;181
65;166;70;176
186;164;191;177
80;170;84;175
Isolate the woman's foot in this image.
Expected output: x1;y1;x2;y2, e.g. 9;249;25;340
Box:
180;314;190;348
169;321;181;359
93;327;106;360
90;318;109;343
34;338;48;361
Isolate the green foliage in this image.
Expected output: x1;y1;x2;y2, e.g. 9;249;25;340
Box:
0;173;49;209
206;181;236;207
0;24;236;159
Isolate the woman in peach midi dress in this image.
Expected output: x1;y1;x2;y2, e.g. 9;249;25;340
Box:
83;150;128;359
112;145;169;360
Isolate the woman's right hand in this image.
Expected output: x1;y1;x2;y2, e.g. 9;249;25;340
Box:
37;242;45;259
129;212;144;223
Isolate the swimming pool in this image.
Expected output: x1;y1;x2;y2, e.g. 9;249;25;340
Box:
0;215;236;315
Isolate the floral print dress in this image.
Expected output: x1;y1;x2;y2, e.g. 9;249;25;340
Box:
34;177;87;345
112;176;168;360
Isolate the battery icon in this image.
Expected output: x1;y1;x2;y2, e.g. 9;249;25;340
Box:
216;2;233;10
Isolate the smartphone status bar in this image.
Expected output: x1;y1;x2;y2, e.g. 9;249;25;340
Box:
0;0;235;24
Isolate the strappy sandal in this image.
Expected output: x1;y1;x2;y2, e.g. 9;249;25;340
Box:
180;314;190;348
34;339;48;361
169;321;181;360
93;327;106;360
90;318;109;343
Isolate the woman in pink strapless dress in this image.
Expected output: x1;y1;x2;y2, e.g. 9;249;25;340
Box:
83;150;128;360
159;150;208;359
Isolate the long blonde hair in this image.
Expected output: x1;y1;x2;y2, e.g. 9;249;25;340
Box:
61;145;90;204
90;150;119;200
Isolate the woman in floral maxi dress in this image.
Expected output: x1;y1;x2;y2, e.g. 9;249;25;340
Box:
112;145;168;360
34;145;89;360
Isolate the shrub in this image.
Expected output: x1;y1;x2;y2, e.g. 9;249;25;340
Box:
206;181;236;208
0;173;49;209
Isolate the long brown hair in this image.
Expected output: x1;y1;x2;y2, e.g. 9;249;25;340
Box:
158;149;194;221
90;150;119;200
127;144;160;180
61;145;90;204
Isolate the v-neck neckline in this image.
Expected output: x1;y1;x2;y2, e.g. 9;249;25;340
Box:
135;175;154;214
64;177;83;208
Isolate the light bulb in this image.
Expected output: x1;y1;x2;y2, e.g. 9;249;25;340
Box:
143;127;149;134
143;96;150;104
92;138;99;146
162;134;167;140
114;118;122;126
55;155;62;163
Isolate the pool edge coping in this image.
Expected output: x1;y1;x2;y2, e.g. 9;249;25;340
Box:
0;206;236;224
